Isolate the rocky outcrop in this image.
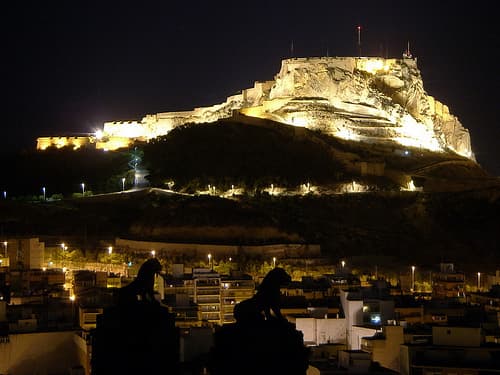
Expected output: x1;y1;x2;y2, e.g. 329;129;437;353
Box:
97;57;473;159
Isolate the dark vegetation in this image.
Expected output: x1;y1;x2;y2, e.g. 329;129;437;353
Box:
1;147;130;198
143;120;347;192
1;187;499;273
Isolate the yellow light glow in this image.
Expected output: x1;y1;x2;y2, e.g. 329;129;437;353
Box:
394;115;442;152
336;128;360;141
357;58;393;74
290;116;308;127
95;129;103;140
69;295;76;301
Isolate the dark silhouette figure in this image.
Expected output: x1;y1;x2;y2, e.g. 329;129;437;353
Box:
117;258;163;306
209;268;309;375
233;266;292;323
91;258;179;375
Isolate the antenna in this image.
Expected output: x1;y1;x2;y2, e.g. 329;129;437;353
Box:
357;25;362;57
403;41;412;59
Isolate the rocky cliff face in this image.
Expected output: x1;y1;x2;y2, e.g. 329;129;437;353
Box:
241;57;472;158
100;57;473;159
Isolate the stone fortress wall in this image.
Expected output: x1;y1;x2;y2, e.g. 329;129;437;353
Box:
36;56;473;159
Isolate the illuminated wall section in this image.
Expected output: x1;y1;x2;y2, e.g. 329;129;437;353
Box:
36;136;92;150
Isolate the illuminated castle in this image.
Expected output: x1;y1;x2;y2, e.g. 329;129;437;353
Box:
37;56;473;159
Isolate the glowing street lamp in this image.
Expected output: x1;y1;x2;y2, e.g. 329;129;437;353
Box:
341;260;346;269
81;183;85;197
3;241;7;257
2;191;6;199
273;257;276;268
108;246;113;255
208;253;212;270
42;187;46;201
411;266;416;292
151;250;156;257
477;272;481;291
121;177;125;192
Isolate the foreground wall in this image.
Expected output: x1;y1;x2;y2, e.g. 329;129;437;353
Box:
0;331;86;375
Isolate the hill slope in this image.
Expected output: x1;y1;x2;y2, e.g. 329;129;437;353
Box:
143;117;494;193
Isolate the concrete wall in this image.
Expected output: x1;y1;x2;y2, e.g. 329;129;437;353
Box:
432;326;482;347
295;317;346;345
340;289;364;349
115;238;320;258
351;326;377;351
0;331;86;375
6;238;44;270
366;325;404;372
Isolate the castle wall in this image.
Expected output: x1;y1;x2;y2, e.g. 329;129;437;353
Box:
36;136;92;150
37;57;473;160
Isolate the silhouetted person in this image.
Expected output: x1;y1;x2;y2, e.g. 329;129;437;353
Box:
91;258;179;375
209;268;309;375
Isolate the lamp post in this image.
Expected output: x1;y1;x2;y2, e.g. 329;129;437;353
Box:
108;246;113;255
121;178;125;192
477;272;481;292
341;260;346;270
42;187;46;201
273;257;276;268
81;183;85;197
151;250;156;258
411;266;416;292
208;253;212;270
3;241;7;257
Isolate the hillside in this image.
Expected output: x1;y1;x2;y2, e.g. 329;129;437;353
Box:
1;185;499;274
2;118;498;274
143;117;495;193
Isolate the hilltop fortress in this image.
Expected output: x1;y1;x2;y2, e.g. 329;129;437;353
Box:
37;56;473;159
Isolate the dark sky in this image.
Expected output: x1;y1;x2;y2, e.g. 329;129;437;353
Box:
3;1;499;175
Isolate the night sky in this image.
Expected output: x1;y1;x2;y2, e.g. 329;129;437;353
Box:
3;1;499;175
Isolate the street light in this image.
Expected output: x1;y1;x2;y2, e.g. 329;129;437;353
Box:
273;257;276;268
108;246;113;255
121;177;125;192
208;253;212;270
477;272;481;291
151;250;156;257
341;260;346;269
81;183;85;197
3;241;7;257
42;187;46;201
411;266;416;292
